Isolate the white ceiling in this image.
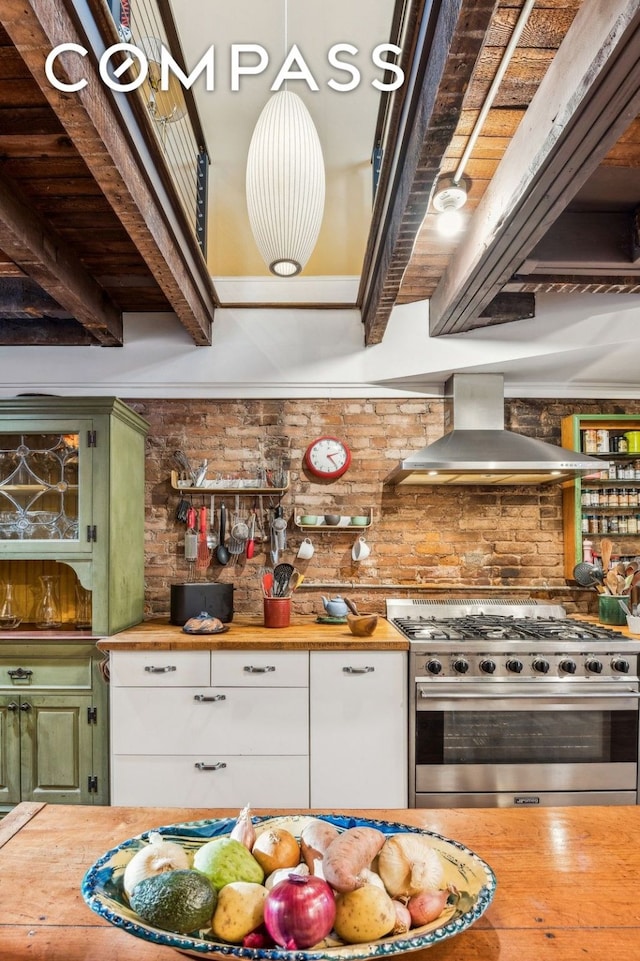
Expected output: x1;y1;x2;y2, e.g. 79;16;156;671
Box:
169;0;396;281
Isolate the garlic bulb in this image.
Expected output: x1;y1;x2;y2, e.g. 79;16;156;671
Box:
377;835;444;898
123;832;189;899
264;862;310;890
230;803;256;850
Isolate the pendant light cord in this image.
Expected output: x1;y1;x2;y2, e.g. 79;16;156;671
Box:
284;0;288;90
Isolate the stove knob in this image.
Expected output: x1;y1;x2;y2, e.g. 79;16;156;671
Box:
506;658;523;674
612;658;630;674
586;658;603;674
532;658;550;674
426;659;443;675
559;658;577;674
452;658;469;674
479;659;496;674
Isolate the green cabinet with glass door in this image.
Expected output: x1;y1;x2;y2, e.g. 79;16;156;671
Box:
0;397;148;635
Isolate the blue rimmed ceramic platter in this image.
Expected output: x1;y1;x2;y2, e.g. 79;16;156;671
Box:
82;813;496;959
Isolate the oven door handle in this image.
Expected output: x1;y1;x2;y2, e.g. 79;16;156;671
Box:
418;688;640;699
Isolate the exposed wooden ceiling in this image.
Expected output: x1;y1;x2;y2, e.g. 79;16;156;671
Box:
359;0;640;342
0;0;639;348
0;0;217;346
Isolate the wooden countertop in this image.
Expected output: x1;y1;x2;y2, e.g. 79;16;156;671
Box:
2;801;640;960
96;610;640;652
97;615;409;651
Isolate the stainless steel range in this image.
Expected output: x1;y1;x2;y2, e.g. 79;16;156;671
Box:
386;598;640;808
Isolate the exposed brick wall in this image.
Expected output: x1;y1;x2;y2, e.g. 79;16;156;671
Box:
125;396;640;620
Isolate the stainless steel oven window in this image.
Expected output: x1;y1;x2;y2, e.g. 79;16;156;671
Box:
416;707;638;766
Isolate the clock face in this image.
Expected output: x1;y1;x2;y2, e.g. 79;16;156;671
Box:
304;436;351;479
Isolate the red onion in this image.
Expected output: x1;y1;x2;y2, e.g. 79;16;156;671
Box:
264;873;336;949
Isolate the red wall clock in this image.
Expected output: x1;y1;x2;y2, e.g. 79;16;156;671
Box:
303;436;351;479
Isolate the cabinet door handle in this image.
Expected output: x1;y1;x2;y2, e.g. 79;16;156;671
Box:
8;667;33;680
193;694;226;702
342;666;375;674
7;701;18;712
19;702;31;712
243;665;276;673
194;762;227;771
144;665;177;673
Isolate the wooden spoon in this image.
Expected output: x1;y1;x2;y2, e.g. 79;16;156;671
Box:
344;597;360;615
605;569;620;595
600;536;613;573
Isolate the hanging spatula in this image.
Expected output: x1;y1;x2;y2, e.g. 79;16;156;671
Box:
196;505;211;573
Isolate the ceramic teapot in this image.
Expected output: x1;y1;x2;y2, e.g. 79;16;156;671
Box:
321;595;349;618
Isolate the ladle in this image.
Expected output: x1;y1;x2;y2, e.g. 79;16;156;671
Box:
216;501;230;565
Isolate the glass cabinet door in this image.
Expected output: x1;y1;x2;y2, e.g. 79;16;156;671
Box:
0;422;93;554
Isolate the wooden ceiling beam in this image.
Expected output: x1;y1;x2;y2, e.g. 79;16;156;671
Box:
0;317;97;345
0;0;216;346
359;0;498;346
429;0;640;336
0;175;123;344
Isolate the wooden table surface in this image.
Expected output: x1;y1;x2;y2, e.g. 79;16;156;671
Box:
1;802;640;960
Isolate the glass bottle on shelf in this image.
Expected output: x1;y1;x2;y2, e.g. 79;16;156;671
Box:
75;584;92;630
0;582;21;629
35;575;62;629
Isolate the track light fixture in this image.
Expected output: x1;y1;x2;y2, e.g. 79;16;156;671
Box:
432;175;468;237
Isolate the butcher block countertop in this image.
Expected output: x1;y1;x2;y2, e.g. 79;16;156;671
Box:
2;801;640;961
97;615;409;651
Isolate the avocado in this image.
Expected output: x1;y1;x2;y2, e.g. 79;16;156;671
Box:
130;869;217;934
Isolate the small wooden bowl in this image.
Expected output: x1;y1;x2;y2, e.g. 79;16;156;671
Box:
347;613;379;636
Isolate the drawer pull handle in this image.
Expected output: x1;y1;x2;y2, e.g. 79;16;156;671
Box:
243;665;276;673
342;666;375;674
144;665;177;674
195;761;227;771
19;702;31;712
7;701;18;712
8;667;33;680
194;694;227;702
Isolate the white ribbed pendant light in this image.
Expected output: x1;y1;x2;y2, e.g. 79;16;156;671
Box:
246;90;325;276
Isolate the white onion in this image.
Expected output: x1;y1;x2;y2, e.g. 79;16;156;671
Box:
123;832;189;899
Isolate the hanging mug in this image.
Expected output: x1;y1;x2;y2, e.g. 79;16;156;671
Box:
352;536;371;561
297;537;314;560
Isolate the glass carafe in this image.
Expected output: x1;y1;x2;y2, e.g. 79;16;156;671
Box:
35;575;62;629
0;582;22;630
75;584;92;630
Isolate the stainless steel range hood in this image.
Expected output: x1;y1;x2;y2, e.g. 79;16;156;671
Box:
384;374;604;486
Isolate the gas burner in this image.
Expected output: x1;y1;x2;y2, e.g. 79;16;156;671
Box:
386;599;638;652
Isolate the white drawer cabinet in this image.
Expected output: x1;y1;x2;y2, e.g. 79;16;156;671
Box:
111;755;309;808
109;650;210;687
110;650;309;807
109;647;409;809
309;651;408;808
111;686;308;755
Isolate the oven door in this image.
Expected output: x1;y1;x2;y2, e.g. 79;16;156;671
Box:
414;683;640;802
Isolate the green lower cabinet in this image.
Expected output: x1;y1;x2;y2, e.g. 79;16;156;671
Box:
0;643;109;811
0;697;20;804
23;694;95;804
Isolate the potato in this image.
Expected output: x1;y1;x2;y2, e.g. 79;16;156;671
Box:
323;827;386;893
334;885;396;944
211;881;267;943
300;819;340;874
